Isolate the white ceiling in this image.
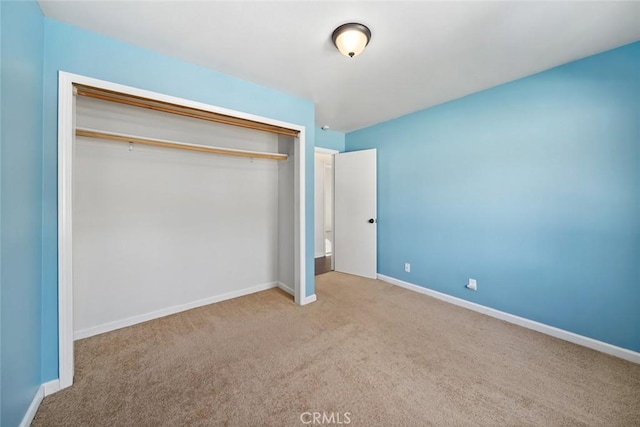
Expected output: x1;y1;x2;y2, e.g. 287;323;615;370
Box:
38;1;640;133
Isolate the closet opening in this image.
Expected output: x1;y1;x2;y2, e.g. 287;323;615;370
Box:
57;72;307;390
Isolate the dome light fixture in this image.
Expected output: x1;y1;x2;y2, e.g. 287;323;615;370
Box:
331;23;371;58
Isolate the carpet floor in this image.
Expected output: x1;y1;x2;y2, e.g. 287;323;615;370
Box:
33;272;640;426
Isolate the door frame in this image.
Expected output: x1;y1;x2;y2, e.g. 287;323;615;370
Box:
57;71;307;390
314;147;338;271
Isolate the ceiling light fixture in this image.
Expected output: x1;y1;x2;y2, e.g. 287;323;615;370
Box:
332;23;371;58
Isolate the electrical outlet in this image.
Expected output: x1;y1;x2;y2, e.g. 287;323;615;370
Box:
467;278;477;291
404;263;411;273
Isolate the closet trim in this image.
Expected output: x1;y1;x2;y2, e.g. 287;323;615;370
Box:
57;71;309;393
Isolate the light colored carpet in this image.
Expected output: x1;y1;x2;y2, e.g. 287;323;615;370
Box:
34;272;640;426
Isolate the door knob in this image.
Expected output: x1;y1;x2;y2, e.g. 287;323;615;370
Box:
368;218;376;224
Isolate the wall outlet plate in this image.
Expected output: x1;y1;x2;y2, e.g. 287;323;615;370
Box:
467;279;477;291
404;263;410;273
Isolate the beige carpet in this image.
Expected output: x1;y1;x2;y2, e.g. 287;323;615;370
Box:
34;272;640;426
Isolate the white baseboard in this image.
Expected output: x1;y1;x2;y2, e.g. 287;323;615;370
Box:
277;282;295;296
43;379;61;396
301;294;317;305
19;385;44;427
377;274;640;364
74;281;280;340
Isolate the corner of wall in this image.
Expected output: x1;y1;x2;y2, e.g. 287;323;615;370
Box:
315;127;345;152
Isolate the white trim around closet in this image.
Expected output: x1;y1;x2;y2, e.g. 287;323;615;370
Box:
57;71;308;392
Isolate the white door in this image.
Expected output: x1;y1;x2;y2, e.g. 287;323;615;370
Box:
334;149;377;278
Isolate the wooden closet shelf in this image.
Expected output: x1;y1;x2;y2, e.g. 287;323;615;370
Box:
75;129;288;161
74;84;300;138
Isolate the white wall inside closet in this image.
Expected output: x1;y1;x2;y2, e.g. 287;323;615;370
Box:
73;96;294;338
277;136;295;295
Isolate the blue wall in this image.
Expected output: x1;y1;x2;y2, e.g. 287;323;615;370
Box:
1;1;44;425
316;127;345;152
41;19;316;381
346;42;640;352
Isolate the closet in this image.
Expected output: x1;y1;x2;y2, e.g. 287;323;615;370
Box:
70;82;300;339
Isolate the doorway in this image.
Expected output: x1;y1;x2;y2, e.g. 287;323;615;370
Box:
314;147;377;278
314;147;337;275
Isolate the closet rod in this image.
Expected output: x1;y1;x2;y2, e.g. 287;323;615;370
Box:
75;128;288;161
74;84;300;138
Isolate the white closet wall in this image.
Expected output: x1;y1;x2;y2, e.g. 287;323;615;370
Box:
73;97;293;337
277;136;295;294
